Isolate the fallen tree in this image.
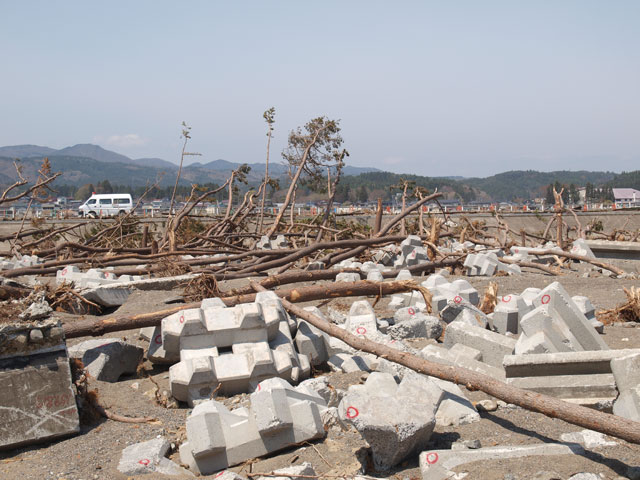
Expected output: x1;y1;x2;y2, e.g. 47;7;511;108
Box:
61;279;427;338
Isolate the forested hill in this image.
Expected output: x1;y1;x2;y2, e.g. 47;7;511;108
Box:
464;170;617;202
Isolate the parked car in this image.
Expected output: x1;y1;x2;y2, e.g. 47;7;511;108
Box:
78;193;133;218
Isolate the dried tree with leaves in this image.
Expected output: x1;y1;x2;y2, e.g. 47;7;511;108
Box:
266;117;344;237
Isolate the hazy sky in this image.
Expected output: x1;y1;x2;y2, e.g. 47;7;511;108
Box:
1;2;639;177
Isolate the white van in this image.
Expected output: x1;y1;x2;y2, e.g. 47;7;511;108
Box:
78;193;133;218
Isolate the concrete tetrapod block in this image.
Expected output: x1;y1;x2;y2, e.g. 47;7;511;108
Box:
532;282;608;351
443;321;516;368
519;305;580;353
68;338;143;382
179;379;325;475
338;372;443;470
345;300;378;338
335;272;360;282
294;307;330;366
492;294;530;335
147;325;181;364
419;443;585;480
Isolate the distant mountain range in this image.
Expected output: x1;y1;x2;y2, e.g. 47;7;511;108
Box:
0;143;380;188
0;143;638;201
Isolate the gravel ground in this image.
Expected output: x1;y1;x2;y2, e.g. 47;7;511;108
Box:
1;269;640;480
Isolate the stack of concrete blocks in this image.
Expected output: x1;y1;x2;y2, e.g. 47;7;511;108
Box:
503;349;640;408
166;294;311;405
56;265;143;288
444;321;516;372
338;371;444;469
611;352;640;420
256;235;288;249
394;235;430;268
427;275;480;318
513;282;608;356
0;254;43;270
179;377;326;475
0;319;80;448
464;251;521;276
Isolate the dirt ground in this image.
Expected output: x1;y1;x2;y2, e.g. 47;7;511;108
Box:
1;268;640;480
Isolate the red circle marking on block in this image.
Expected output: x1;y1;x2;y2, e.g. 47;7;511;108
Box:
346;406;359;419
62;268;68;275
139;459;151;466
425;452;439;465
454;296;462;304
408;307;415;315
514;248;519;253
104;272;110;278
541;294;551;305
356;327;367;335
154;334;162;345
257;384;261;391
179;314;185;323
215;471;226;478
502;295;512;303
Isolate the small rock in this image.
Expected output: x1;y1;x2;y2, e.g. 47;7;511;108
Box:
567;474;601;480
560;430;616;449
451;439;481;450
475;399;498;412
29;329;44;343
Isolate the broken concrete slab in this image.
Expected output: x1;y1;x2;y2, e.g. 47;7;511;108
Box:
430;377;480;427
443;321;516;368
68;338;143;382
179;379;325;475
117;436;193;476
388;315;442;340
255;462;316;480
339;372;443;469
419;344;506;380
419;443;585;480
0;320;80;449
559;429;617;449
504;349;640;378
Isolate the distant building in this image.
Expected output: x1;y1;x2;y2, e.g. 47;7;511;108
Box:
612;188;640;209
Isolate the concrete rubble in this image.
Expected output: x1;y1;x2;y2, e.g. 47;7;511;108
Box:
338;371;444;469
69;338;144;382
118;436;193;476
0;254;43;270
419;443;585;480
256;235;289;250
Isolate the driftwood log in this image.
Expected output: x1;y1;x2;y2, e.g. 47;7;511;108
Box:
62;280;423;339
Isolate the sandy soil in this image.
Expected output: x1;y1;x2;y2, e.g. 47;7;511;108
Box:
1;270;640;480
